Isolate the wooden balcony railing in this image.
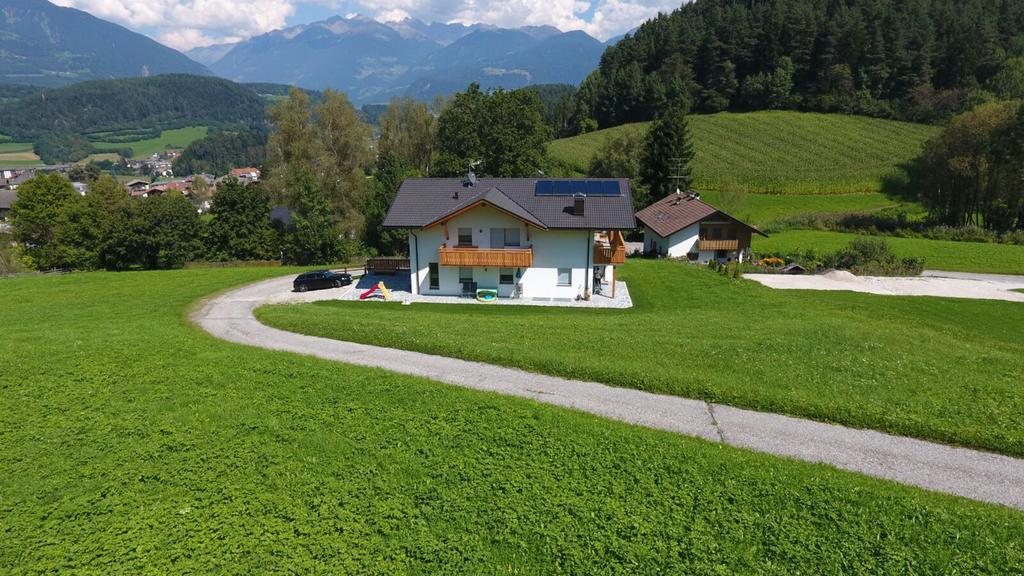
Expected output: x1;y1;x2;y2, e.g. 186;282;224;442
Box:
698;239;740;251
439;245;533;267
593;242;626;264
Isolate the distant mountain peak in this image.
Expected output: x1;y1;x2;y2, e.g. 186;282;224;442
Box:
204;13;602;104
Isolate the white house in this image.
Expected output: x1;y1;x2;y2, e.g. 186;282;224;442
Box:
635;190;766;263
383;177;635;300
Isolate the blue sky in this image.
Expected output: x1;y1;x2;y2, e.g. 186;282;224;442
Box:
52;0;677;50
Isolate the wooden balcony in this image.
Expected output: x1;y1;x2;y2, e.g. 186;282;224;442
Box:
593;230;627;265
698;239;740;251
594;242;626;264
439;245;533;267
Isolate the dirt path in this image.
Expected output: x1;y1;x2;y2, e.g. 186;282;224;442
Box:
193;275;1024;510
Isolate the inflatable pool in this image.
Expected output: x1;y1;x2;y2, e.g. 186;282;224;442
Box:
476;288;498;302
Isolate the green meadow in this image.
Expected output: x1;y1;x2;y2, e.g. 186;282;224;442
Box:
91;126;208;158
2;269;1023;571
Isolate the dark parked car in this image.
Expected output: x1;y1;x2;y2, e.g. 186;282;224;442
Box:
293;270;352;292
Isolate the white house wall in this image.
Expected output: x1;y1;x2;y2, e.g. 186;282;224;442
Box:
407;204;595;299
643;224;699;258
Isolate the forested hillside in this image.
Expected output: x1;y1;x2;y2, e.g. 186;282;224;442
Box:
579;0;1024;129
0;75;267;141
0;0;210;87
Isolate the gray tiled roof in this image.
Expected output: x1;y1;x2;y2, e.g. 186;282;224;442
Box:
0;189;16;210
383;178;636;230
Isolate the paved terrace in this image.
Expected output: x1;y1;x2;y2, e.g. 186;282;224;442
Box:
195;274;1024;511
342;273;633;308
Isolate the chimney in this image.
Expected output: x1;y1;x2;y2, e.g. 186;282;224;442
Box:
574;193;585;216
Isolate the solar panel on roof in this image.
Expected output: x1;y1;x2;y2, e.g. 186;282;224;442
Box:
534;179;622;196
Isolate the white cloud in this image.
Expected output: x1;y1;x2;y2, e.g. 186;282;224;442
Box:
53;0;670;50
52;0;295;48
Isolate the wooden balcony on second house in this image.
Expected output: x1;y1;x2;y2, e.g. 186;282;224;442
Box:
697;238;741;251
439;244;533;267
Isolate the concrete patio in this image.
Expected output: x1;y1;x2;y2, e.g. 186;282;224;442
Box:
343;273;633;308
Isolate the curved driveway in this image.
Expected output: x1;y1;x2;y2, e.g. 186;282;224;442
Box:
194;274;1024;511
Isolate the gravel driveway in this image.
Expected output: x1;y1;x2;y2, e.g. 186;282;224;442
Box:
745;269;1024;302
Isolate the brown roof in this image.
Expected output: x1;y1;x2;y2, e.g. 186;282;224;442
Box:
635;191;767;238
422;186;547;230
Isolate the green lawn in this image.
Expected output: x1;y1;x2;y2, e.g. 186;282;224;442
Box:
2;270;1024;571
549;111;939;195
760;230;1024;275
92;126;208;158
259;260;1024;457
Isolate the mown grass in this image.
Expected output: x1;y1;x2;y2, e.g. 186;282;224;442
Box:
760;230;1024;275
92;126;208;158
2;270;1024;571
548;111;939;195
259;260;1024;456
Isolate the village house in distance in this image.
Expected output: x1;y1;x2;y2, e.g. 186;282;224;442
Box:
383;177;634;300
635;190;767;263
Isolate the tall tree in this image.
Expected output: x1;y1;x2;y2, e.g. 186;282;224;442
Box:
587;129;649;212
282;168;342;265
364;152;413;256
137;192;203;269
204;178;275;261
378;97;438;175
640;100;695;204
914;101;1023;231
83;175;140;271
433;84;550;177
264;88;373;238
9;172;81;270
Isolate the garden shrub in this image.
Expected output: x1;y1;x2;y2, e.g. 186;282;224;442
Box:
757;238;923;276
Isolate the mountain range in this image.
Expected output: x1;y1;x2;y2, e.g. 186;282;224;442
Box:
0;1;621;103
0;0;210;87
189;15;610;104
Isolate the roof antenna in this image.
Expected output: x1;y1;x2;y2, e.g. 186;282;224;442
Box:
468;160;481;185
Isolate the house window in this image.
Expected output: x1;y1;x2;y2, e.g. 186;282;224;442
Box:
715;250;727;259
557;268;571;286
687;252;698;261
457;227;473;246
499;268;514;285
503;228;520;247
490;227;520;248
459;267;473;284
429;263;439;290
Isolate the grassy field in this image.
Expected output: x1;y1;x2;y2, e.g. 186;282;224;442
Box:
549;111;940;195
92;126;208;158
2;270;1024;571
0;141;43;167
259;260;1024;457
759;230;1024;275
698;190;908;228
